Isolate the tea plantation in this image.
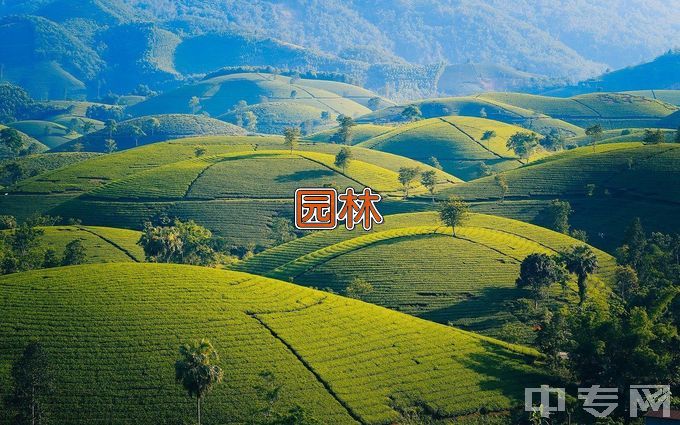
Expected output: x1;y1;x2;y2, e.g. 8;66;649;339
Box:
442;143;680;250
358;116;543;180
0;263;549;424
236;212;615;343
0;225;145;263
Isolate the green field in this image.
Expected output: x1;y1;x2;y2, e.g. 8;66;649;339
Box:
0;152;100;186
304;124;393;145
0;263;549;424
359;95;585;137
128;73;371;134
2;137;459;245
8;120;81;149
477;92;678;129
0;225;144;263
624;90;680;106
441;143;680;251
54;114;247;152
235;212;614;343
357;116;544;180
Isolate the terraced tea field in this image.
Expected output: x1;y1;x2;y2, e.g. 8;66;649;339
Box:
2;136;459;245
236;212;615;343
358;116;543;180
305;124;393;145
0;225;144;263
442;143;680;250
54;114;247;152
358;96;586;137
477;92;678;129
0;263;549;424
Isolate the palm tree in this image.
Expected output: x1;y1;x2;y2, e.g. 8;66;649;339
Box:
175;339;223;425
560;245;599;305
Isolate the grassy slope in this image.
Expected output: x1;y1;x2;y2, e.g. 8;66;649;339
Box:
235;212;614;343
304;124;393;145
357;116;544;180
624;90;680;107
0;152;100;186
0;225;144;263
54;114;247;152
441;143;680;251
3;137;459;245
57;149;426;245
0;263;548;424
477;92;678;129
7;120;80;149
358;96;585;137
129;73;370;120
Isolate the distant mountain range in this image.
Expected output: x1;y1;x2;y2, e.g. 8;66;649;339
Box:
0;0;678;100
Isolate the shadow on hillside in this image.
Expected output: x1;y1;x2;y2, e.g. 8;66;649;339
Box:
275;169;335;182
420;286;524;331
458;349;553;408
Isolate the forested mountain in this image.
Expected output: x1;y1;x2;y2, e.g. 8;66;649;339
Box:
0;0;677;100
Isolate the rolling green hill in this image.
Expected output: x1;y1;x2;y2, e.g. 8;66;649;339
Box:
0;263;548;424
357;116;544;180
624;90;680;107
53;149;453;245
358;96;585;137
3;137;458;245
477;92;678;129
1;225;144;263
54;114;247;152
128;73;371;130
0;152;100;186
8;120;80;148
305;124;393;145
441;143;680;251
235;212;615;343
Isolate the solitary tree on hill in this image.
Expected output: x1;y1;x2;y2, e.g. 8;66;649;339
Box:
560;245;599;305
104;139;117;154
429;156;443;171
334;115;356;145
494;174;508;202
642;129;665;144
439;197;470;236
175;339;223;425
547;199;572;234
104;119;117;139
129;125;146;147
420;170;437;202
506;131;540;160
62;239;86;266
398;166;421;198
189;96;201;115
585;124;604;147
5;342;54;425
145;117;161;136
283;127;301;153
401;104;422;122
516;253;566;308
334;146;353;173
345;277;374;300
367;97;381;110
